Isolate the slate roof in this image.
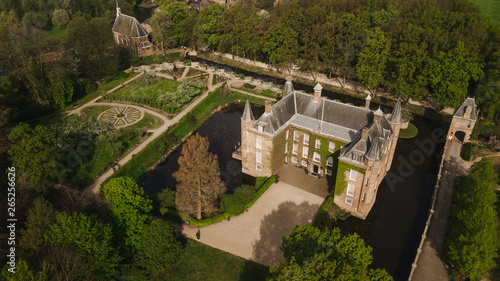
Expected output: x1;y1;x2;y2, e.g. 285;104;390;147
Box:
249;91;372;142
390;98;402;124
453;97;477;121
112;12;149;38
241;100;254;122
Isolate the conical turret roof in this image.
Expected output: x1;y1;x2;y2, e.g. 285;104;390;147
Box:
390;98;402;124
241;100;254;122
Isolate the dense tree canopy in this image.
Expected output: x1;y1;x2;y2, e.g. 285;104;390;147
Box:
102;177;153;252
269;225;393;280
446;158;499;280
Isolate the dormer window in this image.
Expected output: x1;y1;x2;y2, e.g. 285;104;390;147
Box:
257;121;266;132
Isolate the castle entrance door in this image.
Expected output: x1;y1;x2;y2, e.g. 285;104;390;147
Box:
312;164;319;175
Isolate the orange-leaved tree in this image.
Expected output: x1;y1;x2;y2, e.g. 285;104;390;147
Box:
174;133;226;220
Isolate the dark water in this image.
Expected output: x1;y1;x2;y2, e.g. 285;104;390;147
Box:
142;59;442;280
143;104;265;194
133;6;156;23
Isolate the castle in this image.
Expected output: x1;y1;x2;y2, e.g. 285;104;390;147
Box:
237;78;402;219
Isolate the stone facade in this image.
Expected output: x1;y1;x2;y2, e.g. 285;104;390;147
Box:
237;80;402;219
446;97;477;143
112;5;152;54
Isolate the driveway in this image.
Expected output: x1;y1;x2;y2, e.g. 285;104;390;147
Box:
180;182;325;266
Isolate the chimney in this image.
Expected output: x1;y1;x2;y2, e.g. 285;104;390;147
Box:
361;127;369;140
265;100;272;113
313;83;322;102
464;106;472;120
365;94;372;109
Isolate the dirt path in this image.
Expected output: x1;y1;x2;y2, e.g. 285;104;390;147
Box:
179;182;325;266
412;140;471;281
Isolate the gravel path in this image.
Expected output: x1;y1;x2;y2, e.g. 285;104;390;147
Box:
180;182;325;266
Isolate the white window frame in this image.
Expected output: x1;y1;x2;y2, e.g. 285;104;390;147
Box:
286;130;289;140
347;183;355;197
345;198;353;205
349;169;358;181
256;164;262;171
291;156;298;164
293;131;298;141
327;156;333;167
256;138;262;149
301;160;307;167
313;152;321;163
304;134;309;145
328;142;335;152
258;125;263;132
302;146;309;158
292;143;298;155
315;139;321;149
256;151;262;164
326;169;332;176
285;143;288;153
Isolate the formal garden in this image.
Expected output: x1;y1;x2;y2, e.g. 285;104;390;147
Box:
101;74;206;114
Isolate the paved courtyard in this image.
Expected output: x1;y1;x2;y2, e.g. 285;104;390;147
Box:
181;182;326;266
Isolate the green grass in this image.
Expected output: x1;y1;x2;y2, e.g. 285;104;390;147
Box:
82;106;113;119
127;113;162;129
107;86;266;187
399;123;419;138
157;239;269;281
131;53;184;66
313;196;334;227
48;26;66;38
469;0;500;26
63;72;140;111
463;143;472;161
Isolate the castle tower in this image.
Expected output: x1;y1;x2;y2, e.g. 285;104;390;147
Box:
386;98;402;172
313;83;322;102
241;100;255;162
365;94;372;109
447;97;477;143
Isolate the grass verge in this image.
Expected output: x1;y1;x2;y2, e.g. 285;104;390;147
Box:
82;106;112;119
127;113;163;129
313;196;334;227
399;123;418;138
157;238;269;281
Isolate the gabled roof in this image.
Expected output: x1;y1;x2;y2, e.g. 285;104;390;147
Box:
112;12;149;38
453;97;477;121
241;100;254;122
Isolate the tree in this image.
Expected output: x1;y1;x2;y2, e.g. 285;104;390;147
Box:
195;3;225;50
428;41;483;107
44;211;121;279
1;259;50;281
150;10;174;54
263;24;300;73
269;225;393;280
102;177;153;252
476;48;500;120
19;197;56;259
51;9;69;29
134;220;183;275
8;123;60;190
356;28;391;96
174;133;226;220
446;158;499;280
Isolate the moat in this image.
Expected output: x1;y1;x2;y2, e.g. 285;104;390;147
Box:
143;87;441;281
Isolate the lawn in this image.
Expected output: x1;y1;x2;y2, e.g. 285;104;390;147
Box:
102;74;206;114
127;113;163;129
399;123;418;138
131;52;185;66
63;72;140;111
469;0;500;26
82;106;113;119
157;239;270;281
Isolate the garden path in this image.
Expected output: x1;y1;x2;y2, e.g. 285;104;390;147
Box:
178;181;324;267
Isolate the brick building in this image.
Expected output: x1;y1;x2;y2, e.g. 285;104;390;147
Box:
446;97;477;143
112;4;152;53
237;79;402;219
